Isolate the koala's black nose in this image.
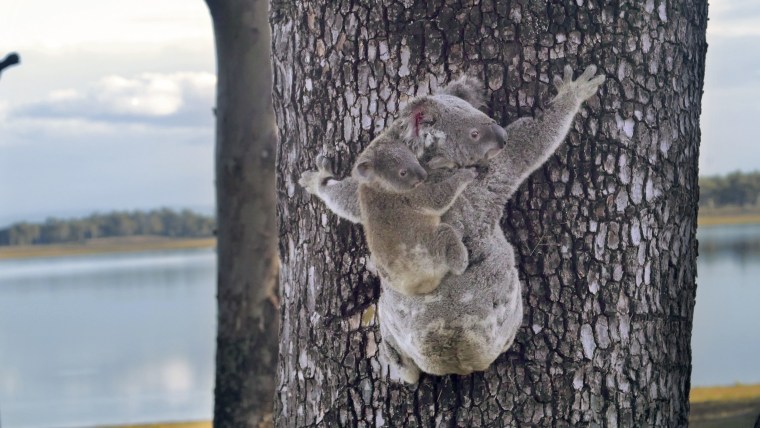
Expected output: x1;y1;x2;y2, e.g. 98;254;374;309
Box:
492;123;508;148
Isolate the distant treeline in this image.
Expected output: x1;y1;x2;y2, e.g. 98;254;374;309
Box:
0;209;215;246
700;171;760;208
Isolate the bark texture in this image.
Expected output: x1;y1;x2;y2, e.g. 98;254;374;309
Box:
207;0;279;426
272;1;707;426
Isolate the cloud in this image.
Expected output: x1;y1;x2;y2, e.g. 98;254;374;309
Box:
709;21;760;38
11;72;216;128
708;0;760;37
0;70;216;223
0;117;215;223
703;36;760;90
1;0;213;51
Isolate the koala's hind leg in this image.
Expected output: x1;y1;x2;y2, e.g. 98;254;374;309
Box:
431;223;469;275
379;324;421;383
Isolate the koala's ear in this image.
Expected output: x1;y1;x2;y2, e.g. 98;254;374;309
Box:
400;96;436;141
439;75;486;110
354;160;374;180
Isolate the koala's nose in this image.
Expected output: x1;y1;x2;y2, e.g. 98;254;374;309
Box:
416;167;428;182
492;123;508;148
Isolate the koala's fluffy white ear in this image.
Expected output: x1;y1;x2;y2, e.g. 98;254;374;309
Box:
439;75;486;110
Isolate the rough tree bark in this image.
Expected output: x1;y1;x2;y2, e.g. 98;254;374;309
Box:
206;0;279;426
272;1;706;426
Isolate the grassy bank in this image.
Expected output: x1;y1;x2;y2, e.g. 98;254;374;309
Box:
699;214;760;227
690;384;760;427
99;423;211;428
699;206;760;226
0;208;757;261
0;236;216;260
96;385;760;428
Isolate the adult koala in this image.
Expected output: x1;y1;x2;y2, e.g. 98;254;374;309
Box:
299;65;605;383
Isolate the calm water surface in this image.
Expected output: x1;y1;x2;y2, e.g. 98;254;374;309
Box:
0;249;215;428
0;225;758;427
692;224;760;386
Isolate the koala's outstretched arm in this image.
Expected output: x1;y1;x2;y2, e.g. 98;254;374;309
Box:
298;155;362;223
410;168;477;215
487;65;605;199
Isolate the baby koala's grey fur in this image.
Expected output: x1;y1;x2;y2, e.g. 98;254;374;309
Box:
299;65;605;383
353;138;476;296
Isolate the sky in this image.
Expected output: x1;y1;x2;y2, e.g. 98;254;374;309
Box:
0;1;758;227
0;1;216;226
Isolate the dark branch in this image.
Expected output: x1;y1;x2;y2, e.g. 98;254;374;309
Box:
0;52;21;79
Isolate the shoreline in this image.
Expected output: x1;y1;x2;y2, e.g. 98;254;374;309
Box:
99;423;211;428
1;213;757;261
94;384;760;428
0;236;216;260
698;214;760;227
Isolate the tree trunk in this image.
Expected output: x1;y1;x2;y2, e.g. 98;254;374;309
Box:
272;1;706;426
206;0;279;426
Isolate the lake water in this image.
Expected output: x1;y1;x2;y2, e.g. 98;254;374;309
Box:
692;224;760;386
0;249;216;428
0;225;758;427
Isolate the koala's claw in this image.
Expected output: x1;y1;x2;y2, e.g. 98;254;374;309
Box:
316;154;334;174
553;64;606;103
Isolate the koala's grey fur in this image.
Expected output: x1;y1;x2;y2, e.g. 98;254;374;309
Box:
299;65;605;383
352;139;477;296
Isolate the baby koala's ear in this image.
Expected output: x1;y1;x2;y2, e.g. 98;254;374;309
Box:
354;160;374;181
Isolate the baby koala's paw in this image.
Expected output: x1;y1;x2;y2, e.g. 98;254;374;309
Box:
453;167;478;185
449;249;469;275
315;154;334;174
447;239;469;275
464;167;479;180
427;156;458;170
298;154;336;195
298;170;321;195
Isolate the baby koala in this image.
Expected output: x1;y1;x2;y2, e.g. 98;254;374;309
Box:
353;139;476;296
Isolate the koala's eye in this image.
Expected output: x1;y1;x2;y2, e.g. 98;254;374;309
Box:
470;129;480;140
399;169;408;177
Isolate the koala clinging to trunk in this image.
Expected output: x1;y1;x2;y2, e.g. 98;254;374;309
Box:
352;138;478;296
300;65;605;383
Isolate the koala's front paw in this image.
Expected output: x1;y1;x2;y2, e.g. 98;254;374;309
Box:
315;154;334;174
455;167;478;183
448;240;469;275
553;64;606;103
298;170;322;195
428;156;458;170
438;224;468;275
298;154;335;195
